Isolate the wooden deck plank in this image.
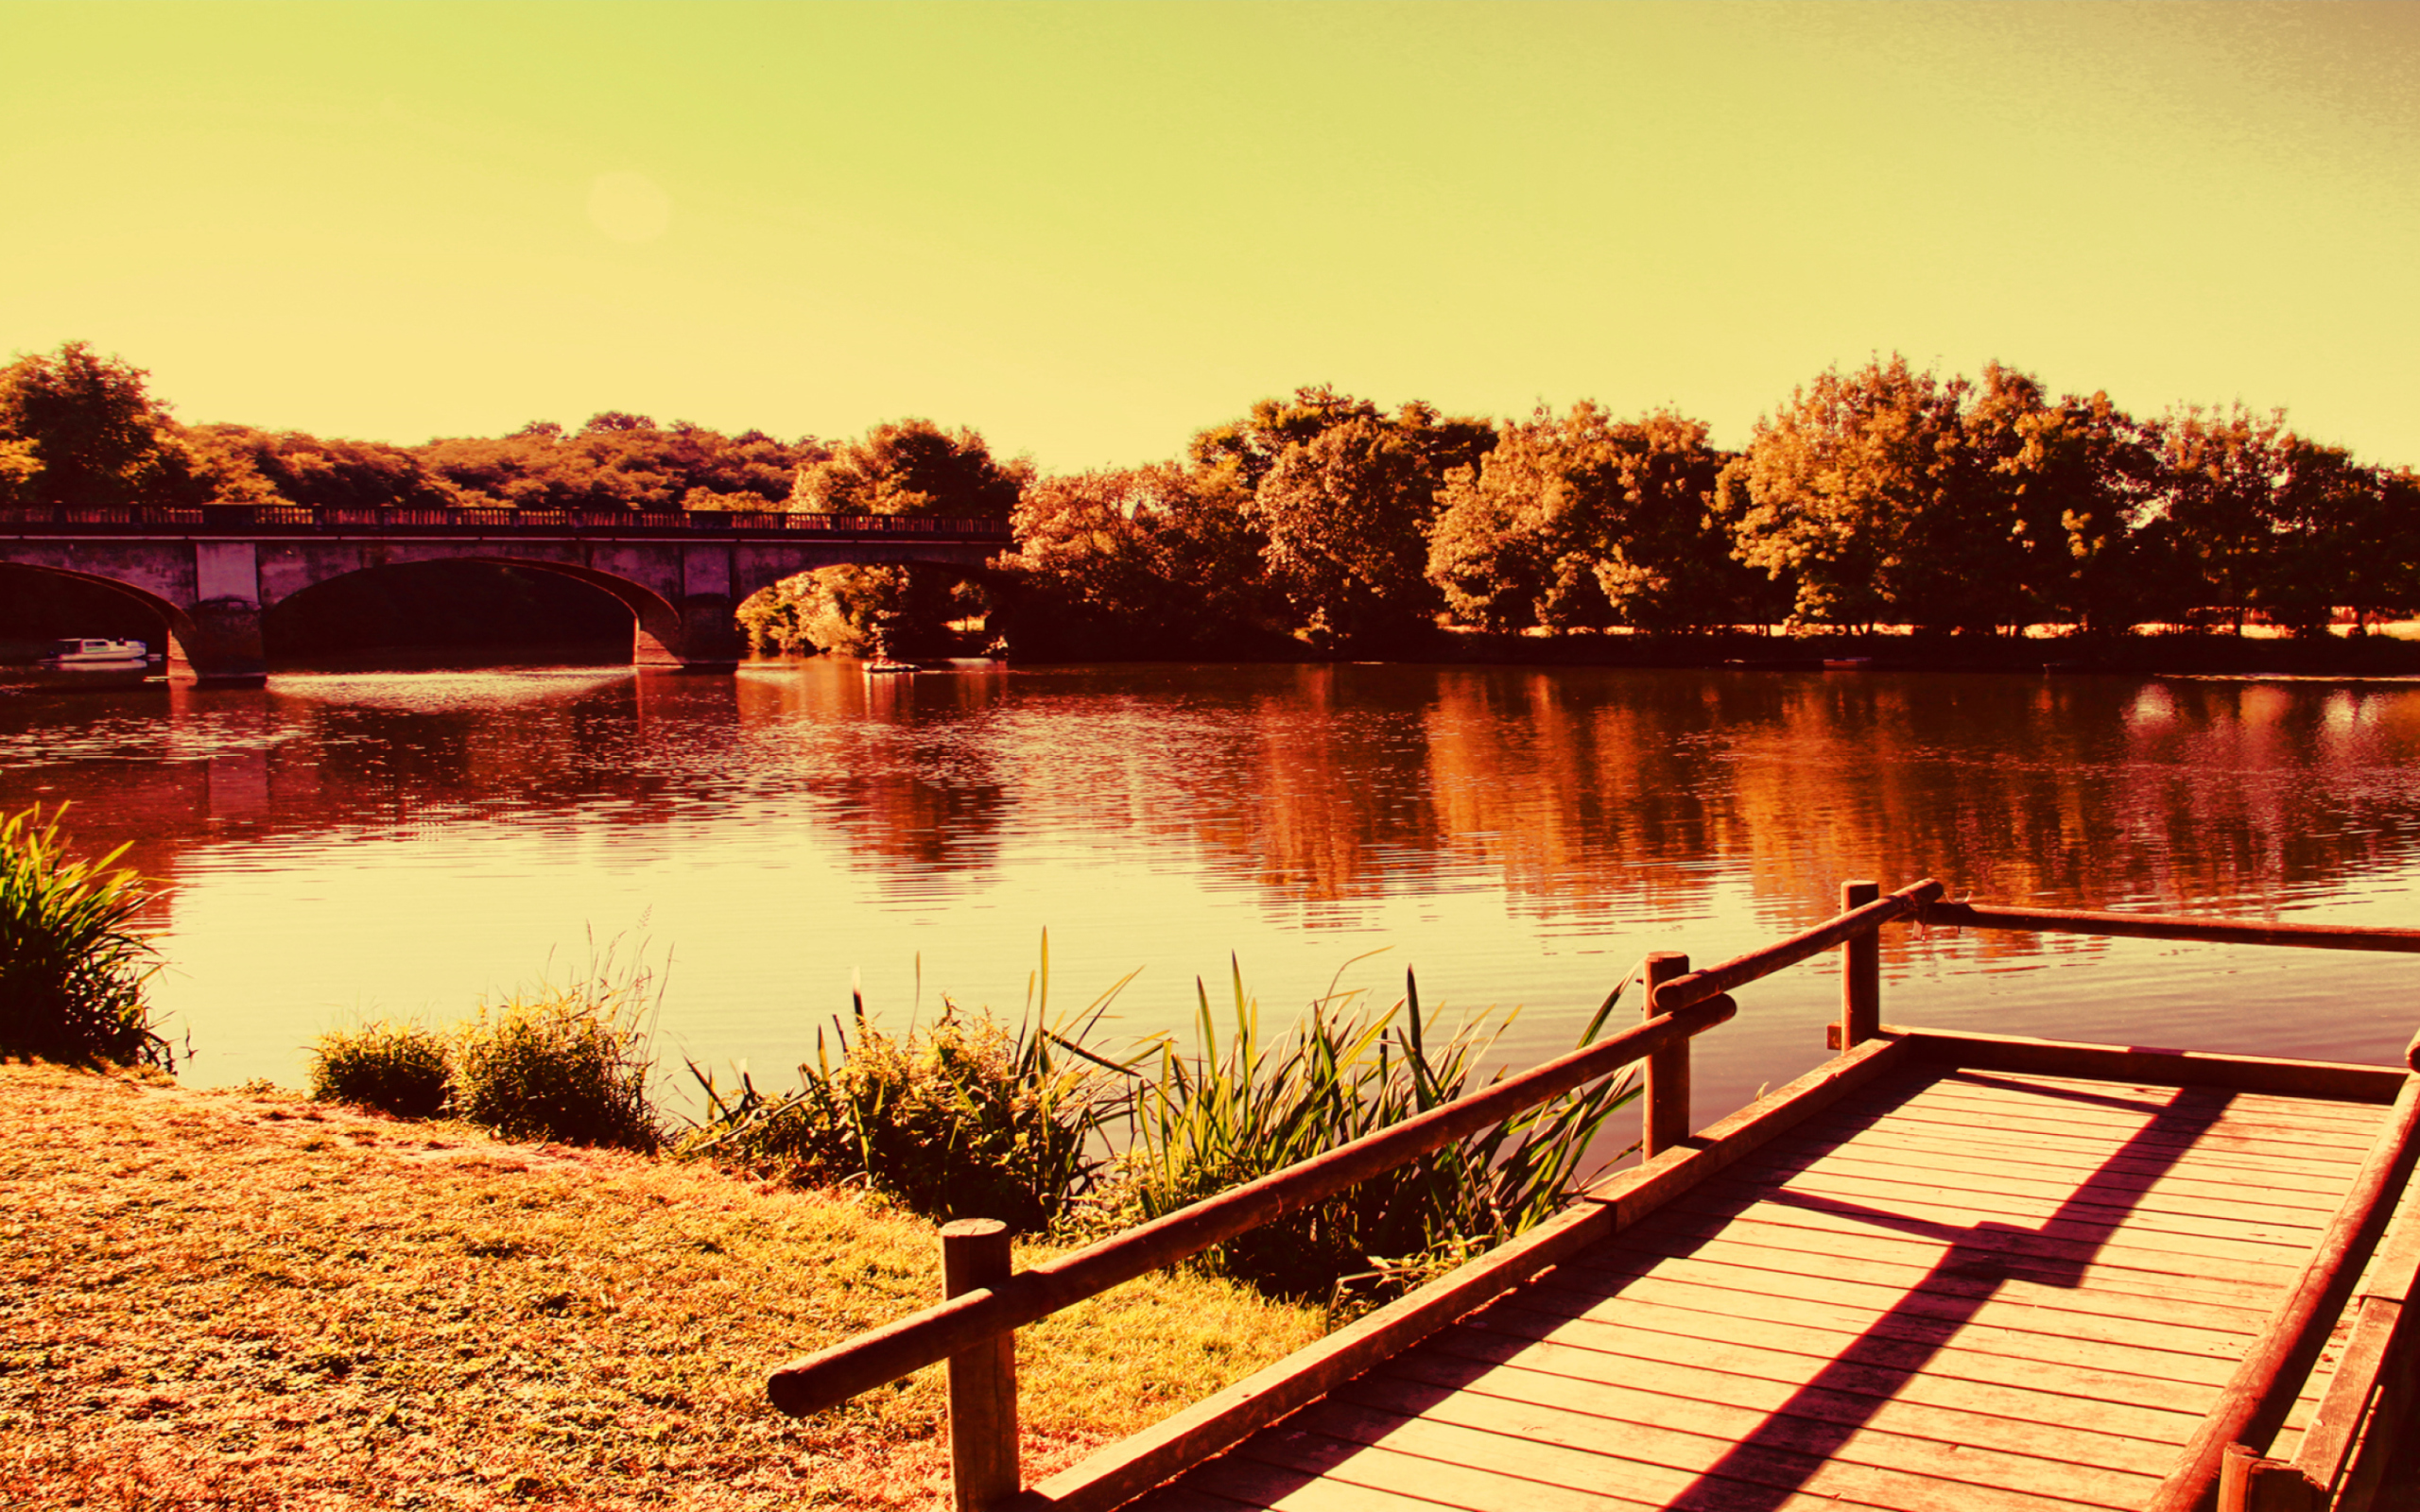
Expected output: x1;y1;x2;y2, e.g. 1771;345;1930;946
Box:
1301;1389;2114;1512
1385;1337;2182;1480
1931;1070;2394;1127
1839;1078;2371;1151
1186;1442;1610;1512
1496;1271;2249;1384
1741;1124;2358;1217
1887;1083;2383;1151
1774;1117;2361;1207
1229;1422;1887;1509
1846;1098;2374;1169
1727;1162;2329;1247
1422;1326;2206;1452
1464;1294;2224;1415
1662;1189;2308;1287
1538;1248;2261;1359
1636;1210;2284;1310
1581;1228;2273;1335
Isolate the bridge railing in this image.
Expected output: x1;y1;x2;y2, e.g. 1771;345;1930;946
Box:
0;504;1016;540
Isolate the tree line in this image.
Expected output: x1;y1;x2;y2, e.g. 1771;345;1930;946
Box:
6;340;2416;658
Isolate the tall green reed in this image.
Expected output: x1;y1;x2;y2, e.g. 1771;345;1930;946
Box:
0;806;171;1069
1112;954;1637;1308
681;934;1143;1231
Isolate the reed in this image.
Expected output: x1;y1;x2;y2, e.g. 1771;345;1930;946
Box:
0;805;170;1069
1111;955;1637;1308
682;936;1140;1231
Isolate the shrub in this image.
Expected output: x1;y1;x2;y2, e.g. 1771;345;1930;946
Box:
0;806;170;1069
682;940;1136;1230
306;1020;451;1118
452;941;665;1151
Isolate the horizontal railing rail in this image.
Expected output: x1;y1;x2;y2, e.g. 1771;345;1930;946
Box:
766;989;1739;1421
1649;877;1944;1013
1919;900;2420;954
0;503;1015;540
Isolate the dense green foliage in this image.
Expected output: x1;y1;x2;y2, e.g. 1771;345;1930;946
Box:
0;808;169;1069
306;1019;452;1119
8;339;2419;656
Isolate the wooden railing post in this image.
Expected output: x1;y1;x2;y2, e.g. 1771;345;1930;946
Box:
1642;952;1691;1158
940;1219;1018;1512
1839;879;1881;1050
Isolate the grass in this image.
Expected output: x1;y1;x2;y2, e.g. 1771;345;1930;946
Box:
0;1061;1322;1511
0;805;170;1069
308;1019;452;1119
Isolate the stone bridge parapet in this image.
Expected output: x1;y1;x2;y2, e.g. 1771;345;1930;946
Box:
0;506;1012;684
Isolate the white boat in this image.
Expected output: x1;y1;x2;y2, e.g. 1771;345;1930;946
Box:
42;638;150;667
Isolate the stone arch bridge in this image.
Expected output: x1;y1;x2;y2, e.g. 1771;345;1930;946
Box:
0;504;1011;684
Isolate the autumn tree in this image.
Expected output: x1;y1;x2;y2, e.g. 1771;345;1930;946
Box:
0;341;198;509
1187;387;1492;649
993;463;1279;657
1429;404;1753;632
1727;355;2083;633
769;420;1028;656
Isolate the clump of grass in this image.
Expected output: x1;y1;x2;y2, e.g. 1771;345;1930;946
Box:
0;805;170;1070
453;936;667;1151
306;1018;451;1118
1112;954;1638;1310
683;938;1137;1231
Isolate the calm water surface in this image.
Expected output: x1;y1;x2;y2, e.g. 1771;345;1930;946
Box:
6;660;2419;1128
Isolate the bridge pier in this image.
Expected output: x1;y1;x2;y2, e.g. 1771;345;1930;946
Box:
172;596;269;686
632;592;746;673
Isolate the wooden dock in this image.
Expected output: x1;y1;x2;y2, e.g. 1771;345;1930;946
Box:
767;883;2420;1512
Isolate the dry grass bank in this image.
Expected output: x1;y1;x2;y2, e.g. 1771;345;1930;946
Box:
0;1064;1322;1510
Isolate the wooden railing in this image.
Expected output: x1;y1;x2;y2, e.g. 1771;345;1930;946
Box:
0;503;1014;541
765;884;2420;1512
765;987;1743;1509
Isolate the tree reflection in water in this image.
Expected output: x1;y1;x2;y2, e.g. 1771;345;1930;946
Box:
3;661;2416;1095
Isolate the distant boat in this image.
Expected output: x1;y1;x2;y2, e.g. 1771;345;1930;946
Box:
1821;656;1876;670
42;638;150;667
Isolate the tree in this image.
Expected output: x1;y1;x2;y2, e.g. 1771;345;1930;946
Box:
1253;417;1443;648
2152;404;2295;632
994;463;1279;657
792;419;1025;520
772;421;1030;656
0;341;192;509
1188;386;1494;650
1959;372;2161;633
1729;355;2096;634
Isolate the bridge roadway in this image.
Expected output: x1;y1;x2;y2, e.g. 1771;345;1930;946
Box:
0;503;1011;683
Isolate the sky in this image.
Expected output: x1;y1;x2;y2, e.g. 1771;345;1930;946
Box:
5;1;2417;473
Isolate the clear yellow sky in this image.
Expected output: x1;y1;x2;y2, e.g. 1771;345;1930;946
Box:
6;1;2415;472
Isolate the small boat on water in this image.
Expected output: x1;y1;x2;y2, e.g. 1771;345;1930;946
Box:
41;638;151;667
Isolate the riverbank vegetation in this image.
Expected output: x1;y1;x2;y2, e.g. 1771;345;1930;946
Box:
9;339;2417;663
0;806;169;1070
0;1061;1321;1509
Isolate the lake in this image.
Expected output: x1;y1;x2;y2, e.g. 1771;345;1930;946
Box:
6;659;2418;1134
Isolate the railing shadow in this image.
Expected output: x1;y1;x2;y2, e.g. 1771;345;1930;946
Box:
1646;1075;2249;1510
